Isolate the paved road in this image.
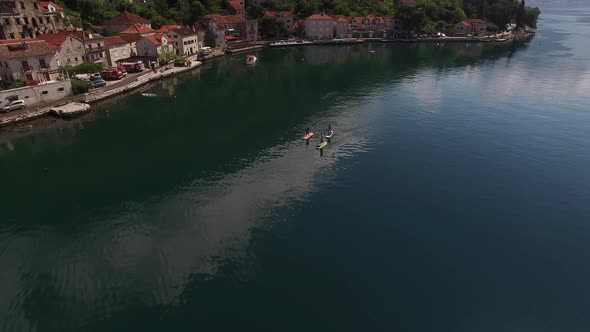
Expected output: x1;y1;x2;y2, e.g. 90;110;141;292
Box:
0;70;152;121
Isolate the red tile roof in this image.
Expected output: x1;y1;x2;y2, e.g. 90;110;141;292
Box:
466;18;487;24
103;11;150;26
336;17;348;23
171;27;198;37
228;0;244;11
40;1;64;11
206;14;245;24
0;40;56;59
266;11;293;18
120;33;143;43
156;25;181;33
35;32;81;47
104;36;128;46
120;23;155;35
306;13;333;20
143;33;165;45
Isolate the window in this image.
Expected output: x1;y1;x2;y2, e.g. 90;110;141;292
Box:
15;18;20;25
41;90;48;95
74;57;78;61
24;17;28;24
4;18;9;24
39;58;47;68
67;58;71;63
58;87;65;92
19;2;25;9
34;2;38;9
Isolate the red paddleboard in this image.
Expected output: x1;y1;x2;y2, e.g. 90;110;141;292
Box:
303;132;314;140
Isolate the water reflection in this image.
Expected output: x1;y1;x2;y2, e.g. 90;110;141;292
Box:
0;36;559;331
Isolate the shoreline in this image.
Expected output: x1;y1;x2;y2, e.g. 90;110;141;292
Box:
0;33;533;129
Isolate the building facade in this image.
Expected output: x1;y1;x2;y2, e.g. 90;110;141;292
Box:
36;32;85;67
136;33;168;58
166;27;199;57
0;39;59;83
334;17;348;38
304;13;334;40
0;0;65;39
266;11;293;31
104;36;134;67
455;19;488;35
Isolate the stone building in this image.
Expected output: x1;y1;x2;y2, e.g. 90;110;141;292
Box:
0;0;65;39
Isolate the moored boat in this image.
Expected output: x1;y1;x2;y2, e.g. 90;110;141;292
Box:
246;54;257;65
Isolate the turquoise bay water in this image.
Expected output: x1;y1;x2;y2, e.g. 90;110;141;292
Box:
2;6;590;331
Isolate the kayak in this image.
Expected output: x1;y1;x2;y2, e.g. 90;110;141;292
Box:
303;132;314;140
316;141;328;149
325;130;334;139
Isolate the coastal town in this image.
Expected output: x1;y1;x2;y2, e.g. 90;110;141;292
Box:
0;0;539;127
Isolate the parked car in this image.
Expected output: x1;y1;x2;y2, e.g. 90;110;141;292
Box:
90;73;102;81
419;34;428;38
3;100;26;113
90;78;107;88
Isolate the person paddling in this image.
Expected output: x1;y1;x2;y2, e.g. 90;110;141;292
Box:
306;126;310;135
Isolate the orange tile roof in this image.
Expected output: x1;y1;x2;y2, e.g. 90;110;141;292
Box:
156;25;181;33
35;32;81;46
206;14;245;24
306;13;333;20
0;40;56;59
120;23;155;35
104;36;128;46
40;1;63;11
103;11;150;26
228;0;244;11
143;33;165;45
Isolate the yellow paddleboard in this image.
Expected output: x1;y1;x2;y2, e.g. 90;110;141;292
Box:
316;141;328;149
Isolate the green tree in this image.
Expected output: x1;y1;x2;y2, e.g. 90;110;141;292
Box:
8;80;26;89
247;5;266;19
524;6;540;28
516;0;525;27
398;5;425;32
258;16;287;39
487;0;517;29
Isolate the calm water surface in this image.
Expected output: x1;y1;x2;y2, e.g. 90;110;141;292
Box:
2;6;590;332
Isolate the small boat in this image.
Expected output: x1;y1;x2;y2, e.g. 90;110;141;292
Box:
303;132;314;140
246;54;257;65
316;141;328;149
141;93;158;97
325;130;334;139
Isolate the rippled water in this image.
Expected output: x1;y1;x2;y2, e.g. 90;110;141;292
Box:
2;6;590;332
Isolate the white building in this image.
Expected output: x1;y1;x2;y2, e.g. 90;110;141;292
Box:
166;27;200;57
304;13;334;40
136;33;169;58
104;36;135;67
0;40;59;83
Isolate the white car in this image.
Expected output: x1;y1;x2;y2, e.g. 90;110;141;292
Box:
3;100;26;113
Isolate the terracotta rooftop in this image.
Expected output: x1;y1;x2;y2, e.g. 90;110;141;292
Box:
35;32;81;47
120;33;143;43
39;1;64;11
336;17;348;22
103;11;150;26
306;13;333;20
0;40;56;59
156;25;181;33
104;36;128;46
120;23;155;35
466;18;487;24
266;11;293;17
143;33;165;45
206;14;245;24
171;27;198;37
228;0;244;11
